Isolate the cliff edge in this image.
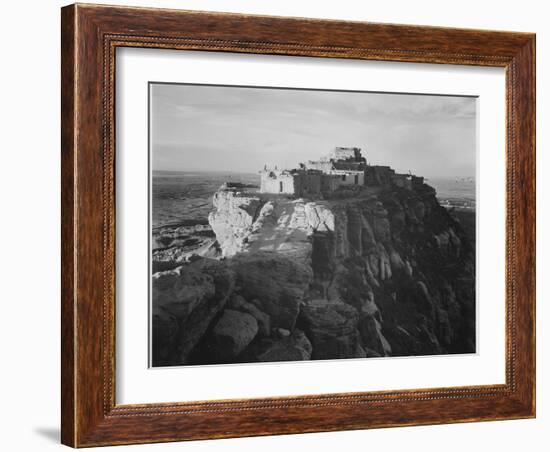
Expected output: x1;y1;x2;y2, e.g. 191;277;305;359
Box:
152;182;475;366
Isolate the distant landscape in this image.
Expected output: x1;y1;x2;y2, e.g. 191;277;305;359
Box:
152;170;259;229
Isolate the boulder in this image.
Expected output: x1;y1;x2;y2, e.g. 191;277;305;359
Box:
293;329;313;357
209;309;259;359
151;259;235;365
274;328;291;338
300;300;363;360
382;325;422;356
152;266;215;319
228;294;271;336
231;252;313;330
241;329;313;362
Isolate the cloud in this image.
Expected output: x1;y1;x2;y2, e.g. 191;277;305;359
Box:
151;83;476;178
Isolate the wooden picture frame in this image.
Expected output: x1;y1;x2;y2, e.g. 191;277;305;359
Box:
61;3;535;447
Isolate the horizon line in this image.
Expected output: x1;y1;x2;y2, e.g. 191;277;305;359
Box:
152;168;476;179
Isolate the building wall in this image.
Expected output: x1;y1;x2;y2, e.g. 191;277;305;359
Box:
260;170;323;196
330;147;362;161
306;160;333;172
298;172;321;195
321;174;342;192
368;166;395;188
330;170;364;186
411;175;425;188
262;166;422;196
260;171;296;194
332;161;366;171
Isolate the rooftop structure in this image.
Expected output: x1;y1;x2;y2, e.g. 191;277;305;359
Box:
329;147;365;162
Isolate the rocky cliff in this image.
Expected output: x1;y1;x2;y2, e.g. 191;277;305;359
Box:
152;183;475;366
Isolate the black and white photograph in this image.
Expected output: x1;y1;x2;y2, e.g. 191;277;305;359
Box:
150;83;477;367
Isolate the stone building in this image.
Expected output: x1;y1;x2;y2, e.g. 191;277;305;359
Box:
259;146;424;197
305;146;367;187
411;175;425;189
330;146;365;162
364;165;394;188
260;168;323;197
331;169;365;186
320;173;342;192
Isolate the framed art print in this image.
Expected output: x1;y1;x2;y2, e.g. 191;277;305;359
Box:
61;4;535;447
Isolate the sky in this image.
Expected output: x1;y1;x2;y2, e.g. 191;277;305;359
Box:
150;83;476;179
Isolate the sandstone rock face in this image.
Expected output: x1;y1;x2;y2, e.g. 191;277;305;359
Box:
152;220;219;272
153;181;475;366
208;186;335;265
152;266;215;320
358;315;392;357
208;188;266;257
299;300;365;360
230;251;313;331
151;259;235;366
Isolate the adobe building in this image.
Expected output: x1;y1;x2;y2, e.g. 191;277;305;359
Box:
260;168;324;197
259;147;424;197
